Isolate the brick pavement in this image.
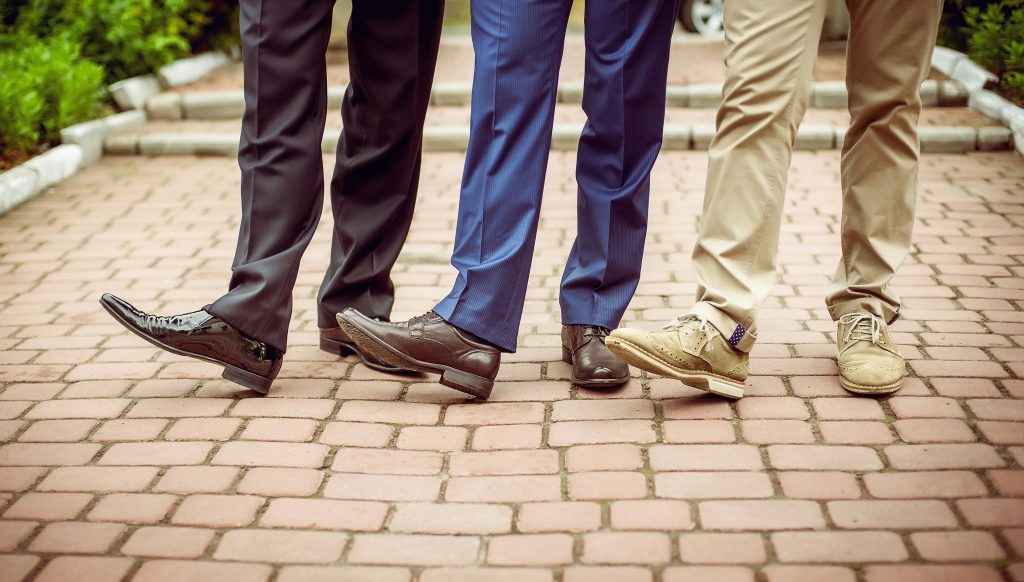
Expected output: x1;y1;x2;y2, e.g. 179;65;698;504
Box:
2;33;1024;582
1;147;1022;581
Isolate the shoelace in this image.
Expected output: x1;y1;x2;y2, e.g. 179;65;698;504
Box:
839;313;882;345
582;327;610;343
663;314;719;352
408;311;438;327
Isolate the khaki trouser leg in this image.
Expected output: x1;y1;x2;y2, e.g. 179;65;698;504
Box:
690;0;827;351
825;0;943;323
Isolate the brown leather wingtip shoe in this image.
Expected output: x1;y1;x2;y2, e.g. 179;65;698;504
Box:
562;325;629;388
320;326;409;374
337;308;500;399
99;293;282;394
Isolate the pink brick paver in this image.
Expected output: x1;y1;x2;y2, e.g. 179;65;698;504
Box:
1;32;1023;582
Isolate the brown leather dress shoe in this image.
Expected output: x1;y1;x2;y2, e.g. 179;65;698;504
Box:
337;309;500;398
99;293;282;394
562;325;629;387
319;326;406;374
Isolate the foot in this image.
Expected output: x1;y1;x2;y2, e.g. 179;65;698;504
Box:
320;326;407;374
337;309;500;399
606;315;747;399
836;313;905;395
99;293;282;394
561;325;629;387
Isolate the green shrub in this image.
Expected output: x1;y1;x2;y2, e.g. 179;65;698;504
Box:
0;0;238;167
180;0;239;54
962;1;1024;105
0;35;104;168
3;0;239;84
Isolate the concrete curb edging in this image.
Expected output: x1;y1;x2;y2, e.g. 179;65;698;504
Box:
59;111;148;166
0;145;83;215
931;47;1024;156
109;50;236;111
143;79;968;120
105;124;1010;156
1;51;236;218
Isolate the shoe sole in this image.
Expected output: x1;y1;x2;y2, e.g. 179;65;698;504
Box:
99;299;273;395
605;336;745;399
561;346;629;388
337;315;494;399
319;336;415;375
839;376;903;395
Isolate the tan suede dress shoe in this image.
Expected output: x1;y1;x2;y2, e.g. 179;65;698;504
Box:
607;315;747;399
836;313;905;395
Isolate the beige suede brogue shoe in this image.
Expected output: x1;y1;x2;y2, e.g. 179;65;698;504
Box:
836;313;905;395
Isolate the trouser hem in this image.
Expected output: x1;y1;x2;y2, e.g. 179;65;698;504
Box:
690;302;757;353
206;301;288;354
827;298;899;326
434;302;516;354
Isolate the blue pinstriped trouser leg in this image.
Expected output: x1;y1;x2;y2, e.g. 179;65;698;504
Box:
434;0;678;352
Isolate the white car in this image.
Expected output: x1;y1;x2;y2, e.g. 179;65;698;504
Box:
678;0;724;37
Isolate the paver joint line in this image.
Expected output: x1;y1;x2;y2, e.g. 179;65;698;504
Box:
0;31;1022;582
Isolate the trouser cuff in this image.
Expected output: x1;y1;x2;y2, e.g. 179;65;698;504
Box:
827;299;900;327
205;302;288;353
690;302;758;353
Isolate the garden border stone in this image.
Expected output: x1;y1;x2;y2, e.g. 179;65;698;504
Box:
0;145;83;215
144;79;967;120
1;50;236;217
59;111;147;165
108;124;1003;156
108;75;162;111
157;51;234;88
931;47;1024;156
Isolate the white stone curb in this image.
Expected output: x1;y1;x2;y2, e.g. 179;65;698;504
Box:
157;51;234;89
59;111;147;165
144;79;968;120
105;124;1009;156
931;47;1023;156
110;50;236;110
0;145;83;215
1;50;234;217
109;75;162;111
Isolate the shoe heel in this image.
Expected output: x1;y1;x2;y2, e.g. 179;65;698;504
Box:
319;336;355;357
705;377;745;400
561;346;573;365
440;368;494;399
222;366;273;395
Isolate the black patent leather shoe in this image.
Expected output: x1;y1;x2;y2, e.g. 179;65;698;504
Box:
562;325;629;388
320;326;408;374
99;293;282;394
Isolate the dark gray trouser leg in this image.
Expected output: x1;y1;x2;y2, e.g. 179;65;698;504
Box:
317;0;445;328
210;0;444;352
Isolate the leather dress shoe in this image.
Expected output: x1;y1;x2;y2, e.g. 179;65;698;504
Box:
319;326;407;374
99;293;282;394
337;309;500;398
561;325;629;387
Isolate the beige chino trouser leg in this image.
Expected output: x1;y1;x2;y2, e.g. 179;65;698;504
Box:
690;0;943;351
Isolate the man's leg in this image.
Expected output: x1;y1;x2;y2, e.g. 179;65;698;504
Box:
827;0;942;395
826;0;943;323
560;0;677;329
433;0;573;353
557;0;678;386
337;0;574;398
688;0;827;351
606;0;827;399
207;0;335;353
317;0;445;328
100;0;333;392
